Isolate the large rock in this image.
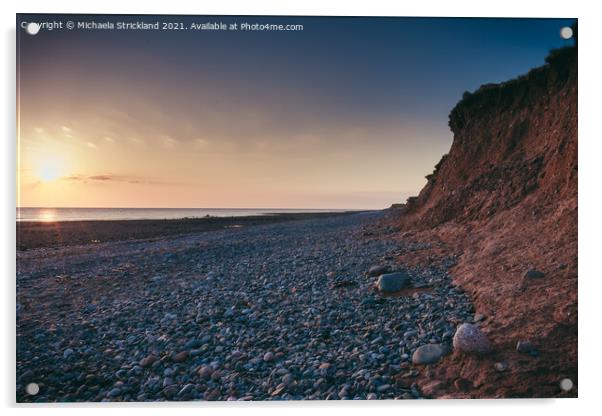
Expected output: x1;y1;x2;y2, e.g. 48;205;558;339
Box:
377;272;411;293
453;323;492;354
412;344;445;365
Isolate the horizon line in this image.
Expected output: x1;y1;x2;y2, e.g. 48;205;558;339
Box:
16;206;381;210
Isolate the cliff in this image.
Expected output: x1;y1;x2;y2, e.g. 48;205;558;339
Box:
392;34;577;397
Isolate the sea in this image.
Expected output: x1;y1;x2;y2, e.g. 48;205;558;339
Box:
16;207;353;222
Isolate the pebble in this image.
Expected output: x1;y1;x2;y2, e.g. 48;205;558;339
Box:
263;352;275;362
178;384;195;396
524;270;545;279
172;351;189;363
198;365;213;379
453;323;492;354
108;388;121;398
139;355;157;368
282;373;294;385
494;362;508;372
377;384;391;392
377;272;411;293
367;265;391;277
516;340;537;354
412;344;445;365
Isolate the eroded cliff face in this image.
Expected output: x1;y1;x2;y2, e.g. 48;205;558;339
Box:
406;44;576;227
392;42;577;397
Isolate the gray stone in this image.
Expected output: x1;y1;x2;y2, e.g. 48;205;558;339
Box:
412;344;445;365
377;384;391;392
516;340;536;353
453;323;492;354
367;265;391;277
178;384;195;396
494;362;508;372
282;373;294;385
198;365;212;379
473;313;485;323
377;272;411;293
139;354;157;368
524;270;545;279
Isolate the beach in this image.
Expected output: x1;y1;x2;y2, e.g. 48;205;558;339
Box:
16;211;359;251
16;211;474;402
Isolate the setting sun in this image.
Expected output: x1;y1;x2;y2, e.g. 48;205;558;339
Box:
37;158;62;182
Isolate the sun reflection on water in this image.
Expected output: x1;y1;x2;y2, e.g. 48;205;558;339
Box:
38;208;57;222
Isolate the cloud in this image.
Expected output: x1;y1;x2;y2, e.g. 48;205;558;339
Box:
161;135;179;148
87;142;97;149
63;174;164;185
128;136;143;144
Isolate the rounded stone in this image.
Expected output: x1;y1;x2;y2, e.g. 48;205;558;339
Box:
172;350;189;363
412;344;445;365
559;378;573;391
453;323;492;354
25;382;39;396
524;270;545;279
516;340;536;353
377;272;411;293
139;355;157;368
367;265;391;277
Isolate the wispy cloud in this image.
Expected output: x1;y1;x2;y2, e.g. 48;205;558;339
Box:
161;135;179;148
63;174;164;185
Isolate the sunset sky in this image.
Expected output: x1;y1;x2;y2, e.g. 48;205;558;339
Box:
17;15;574;209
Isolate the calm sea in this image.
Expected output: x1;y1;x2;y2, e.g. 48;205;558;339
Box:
16;207;352;222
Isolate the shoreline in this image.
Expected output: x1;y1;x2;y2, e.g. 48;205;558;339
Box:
16;211;371;251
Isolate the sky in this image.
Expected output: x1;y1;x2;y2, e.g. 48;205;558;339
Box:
17;15;575;209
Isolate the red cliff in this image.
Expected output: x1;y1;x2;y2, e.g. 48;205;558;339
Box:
393;34;577;397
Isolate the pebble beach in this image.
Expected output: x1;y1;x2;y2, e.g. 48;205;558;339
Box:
16;211;476;402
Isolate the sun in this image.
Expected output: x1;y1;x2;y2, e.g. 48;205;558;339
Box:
37;157;63;182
